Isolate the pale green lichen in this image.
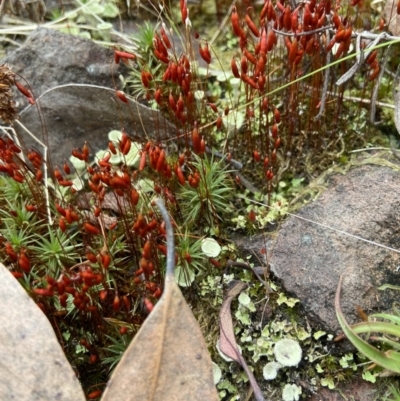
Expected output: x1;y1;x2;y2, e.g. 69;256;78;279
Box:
313;330;326;340
69;155;86;171
274;339;302;367
276;293;300;308
197;262;359;400
282;383;302;401
362;371;376;383
263;361;282;380
201;237;221;258
339;353;355;369
212;362;222;384
320;376;335;389
238;292;251;306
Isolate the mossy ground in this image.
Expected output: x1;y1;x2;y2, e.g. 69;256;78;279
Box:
1;1;400;400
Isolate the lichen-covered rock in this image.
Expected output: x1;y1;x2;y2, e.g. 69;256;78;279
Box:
238;164;400;335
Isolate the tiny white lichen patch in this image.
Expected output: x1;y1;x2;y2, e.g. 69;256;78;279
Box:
282;383;302;401
238;292;251;306
201;238;221;258
212;362;222;384
274;338;302;367
262;361;282;380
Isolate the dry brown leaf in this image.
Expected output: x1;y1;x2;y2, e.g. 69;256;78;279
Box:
101;199;219;401
0;263;86;401
219;280;266;401
219;280;248;362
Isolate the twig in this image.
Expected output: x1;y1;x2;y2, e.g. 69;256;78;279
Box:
394;65;400;136
209;0;236;46
225;260;271;289
272;25;335;37
235;171;261;193
155;199;175;280
336;32;388;86
352;30;400;42
308;86;395;109
349;147;392;153
370;44;391;124
315;30;331;120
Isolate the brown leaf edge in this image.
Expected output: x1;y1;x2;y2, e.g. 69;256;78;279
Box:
0;263;86;401
219;280;266;401
100;199;219;401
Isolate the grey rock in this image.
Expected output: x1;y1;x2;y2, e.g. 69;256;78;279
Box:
16;84;174;164
240;165;400;334
3;27;124;107
2;27;175;164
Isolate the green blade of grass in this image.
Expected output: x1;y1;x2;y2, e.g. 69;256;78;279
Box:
370;336;400;351
335;275;400;373
344;321;400;338
370;313;400;326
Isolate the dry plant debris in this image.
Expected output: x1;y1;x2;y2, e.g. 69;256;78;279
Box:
219;279;266;401
101;199;218;401
0;262;86;401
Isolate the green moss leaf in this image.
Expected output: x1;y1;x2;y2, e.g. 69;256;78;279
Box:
335;276;400;373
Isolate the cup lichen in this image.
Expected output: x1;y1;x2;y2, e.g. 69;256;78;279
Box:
274;338;302;367
262;361;282;380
